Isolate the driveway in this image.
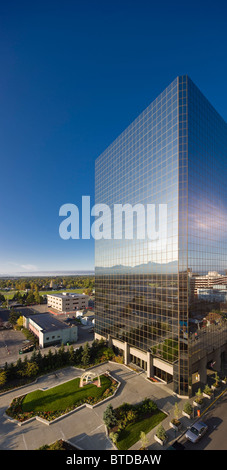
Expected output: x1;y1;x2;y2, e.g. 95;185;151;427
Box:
0;363;178;450
180;389;227;450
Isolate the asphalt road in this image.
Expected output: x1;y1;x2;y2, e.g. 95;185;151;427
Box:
180;389;227;450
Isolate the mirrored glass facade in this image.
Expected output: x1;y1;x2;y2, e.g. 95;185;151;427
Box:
187;77;227;395
95;75;227;396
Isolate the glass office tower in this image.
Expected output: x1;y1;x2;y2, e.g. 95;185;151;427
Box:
95;76;227;396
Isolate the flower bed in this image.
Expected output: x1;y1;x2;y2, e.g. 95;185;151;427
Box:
108;399;166;450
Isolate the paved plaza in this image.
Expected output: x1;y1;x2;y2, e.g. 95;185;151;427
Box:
0;362;200;450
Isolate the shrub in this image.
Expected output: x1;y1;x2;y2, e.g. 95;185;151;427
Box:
109;432;119;445
139;398;157;414
214;372;220;387
140;431;149;450
183;401;192;416
174;402;180;420
102;348;114;360
125;409;137;424
204;384;212;395
103;404;117;428
112;355;123;364
156;424;167;441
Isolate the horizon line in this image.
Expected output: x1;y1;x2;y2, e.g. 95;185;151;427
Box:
0;270;95;277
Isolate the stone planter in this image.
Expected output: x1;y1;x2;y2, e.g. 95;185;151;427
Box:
211;384;220;391
154;434;168;446
193;400;203;408
203;392;212;399
182;410;192;419
169;420;182;431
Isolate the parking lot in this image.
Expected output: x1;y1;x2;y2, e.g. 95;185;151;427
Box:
0;328;28;366
0;316;94;368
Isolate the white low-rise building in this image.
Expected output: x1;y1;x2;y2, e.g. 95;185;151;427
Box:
47;292;89;313
23;313;78;348
80;312;95;325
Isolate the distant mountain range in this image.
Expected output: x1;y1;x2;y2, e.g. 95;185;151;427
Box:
0;270;95;278
95;260;178;274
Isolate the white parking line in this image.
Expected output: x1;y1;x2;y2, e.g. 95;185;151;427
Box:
90;424;104;435
22;433;28;450
75;424;104;443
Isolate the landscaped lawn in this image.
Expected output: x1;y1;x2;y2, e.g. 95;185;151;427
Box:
0;288;85;300
116;410;166;450
21;375;112;413
0;290;25;299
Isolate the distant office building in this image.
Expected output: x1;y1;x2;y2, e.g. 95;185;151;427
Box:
197;288;227;302
47;292;89;313
189;271;227;295
23;313;78;348
95;75;227;396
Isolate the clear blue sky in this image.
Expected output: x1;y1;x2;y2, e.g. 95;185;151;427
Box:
0;0;226;274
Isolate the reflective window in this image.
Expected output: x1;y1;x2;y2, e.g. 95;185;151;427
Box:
95;76;227;397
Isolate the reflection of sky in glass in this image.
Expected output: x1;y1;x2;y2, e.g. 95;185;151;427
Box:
188;76;227;274
95;78;179;273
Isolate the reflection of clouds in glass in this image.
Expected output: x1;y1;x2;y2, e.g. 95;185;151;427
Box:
189;197;227;238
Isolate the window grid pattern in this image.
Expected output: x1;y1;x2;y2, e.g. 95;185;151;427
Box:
95;76;227;396
95;78;180;363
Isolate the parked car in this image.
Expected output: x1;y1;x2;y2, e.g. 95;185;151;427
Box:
185;421;208;443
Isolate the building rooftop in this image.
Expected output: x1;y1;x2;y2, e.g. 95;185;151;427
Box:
28;313;71;332
46;292;88;299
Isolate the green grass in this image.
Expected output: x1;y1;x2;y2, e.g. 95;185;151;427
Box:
116;410;166;450
0;288;85;300
21;375;111;413
0;290;25;300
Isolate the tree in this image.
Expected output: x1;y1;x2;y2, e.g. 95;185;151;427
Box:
25;362;39;377
26;290;35;304
8;309;20;326
103;404;117;428
174;402;180;421
46;349;54;369
102;348;114;361
0;293;5;303
183;401;192;417
16;358;23;370
13;291;23;302
214;372;220;386
69;345;75;364
0;370;7;387
82;342;91;367
196;388;203;402
34;290;42;304
30;350;38;363
156;425;167;442
140;431;148;450
74;346;83;364
16;316;24;329
36;350;43;369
